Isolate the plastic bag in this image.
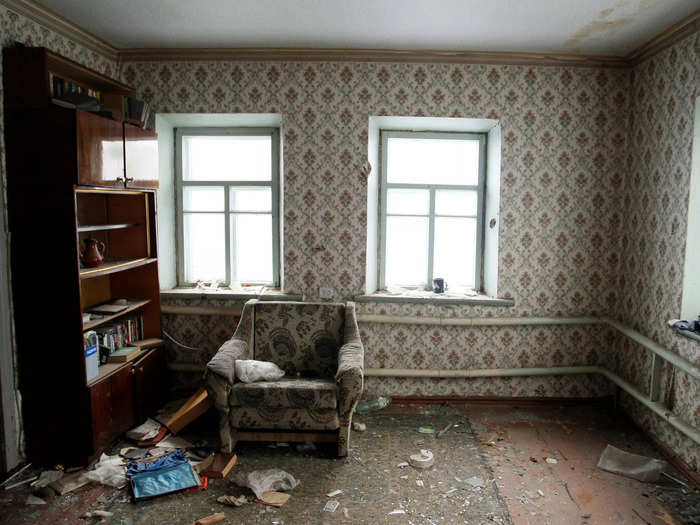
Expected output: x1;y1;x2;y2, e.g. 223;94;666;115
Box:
355;396;391;413
597;444;668;482
232;469;297;499
82;453;127;488
235;360;285;383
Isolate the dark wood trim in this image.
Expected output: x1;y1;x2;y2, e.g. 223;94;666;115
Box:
117;47;628;68
625;9;700;66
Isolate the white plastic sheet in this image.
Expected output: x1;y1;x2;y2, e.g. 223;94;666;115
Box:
82;453;127;488
597;444;668;482
235;360;285;383
232;469;297;499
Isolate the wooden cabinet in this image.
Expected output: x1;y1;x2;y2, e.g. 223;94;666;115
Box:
125;124;159;188
77;111;125;187
133;346;167;423
3;46;164;467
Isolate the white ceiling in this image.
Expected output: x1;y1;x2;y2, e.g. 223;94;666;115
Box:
36;0;699;55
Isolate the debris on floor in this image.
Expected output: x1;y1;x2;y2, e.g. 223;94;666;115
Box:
126;418;162;442
409;449;434;469
355;396;391;413
323;500;339;512
545;457;558;464
217;494;248;507
191;512;226;525
352;421;366;432
29;470;63;488
157;386;213;435
83;454;127;488
81;509;113;521
597;444;668;482
294;442;316;452
418;426;436;434
326;489;343;497
231;468;297;499
24;494;45;505
258;490;291;507
200;452;237;478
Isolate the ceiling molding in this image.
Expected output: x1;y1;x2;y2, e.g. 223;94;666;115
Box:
0;0;118;61
1;0;698;69
117;47;628;68
625;8;700;65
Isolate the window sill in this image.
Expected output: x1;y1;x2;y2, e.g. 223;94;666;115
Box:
354;290;514;307
160;287;302;301
670;327;700;343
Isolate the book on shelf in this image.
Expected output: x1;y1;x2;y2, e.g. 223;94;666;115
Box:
107;345;142;363
124;96;150;127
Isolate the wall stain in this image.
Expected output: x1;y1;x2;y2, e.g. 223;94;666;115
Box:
564;0;665;50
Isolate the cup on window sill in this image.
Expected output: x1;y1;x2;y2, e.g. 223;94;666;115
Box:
433;278;447;294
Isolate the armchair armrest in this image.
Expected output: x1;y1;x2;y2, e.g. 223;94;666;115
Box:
336;302;364;416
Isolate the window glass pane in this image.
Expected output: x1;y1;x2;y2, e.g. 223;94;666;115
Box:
435;190;478;216
385;216;428;287
184;213;225;282
387;188;429;215
433;217;477;289
230;187;272;212
184;135;271;181
183;186;224;211
231;213;272;283
386;137;479;185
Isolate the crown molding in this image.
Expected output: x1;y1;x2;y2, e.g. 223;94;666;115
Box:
1;0;698;69
0;0;118;61
625;8;700;65
117;47;628;67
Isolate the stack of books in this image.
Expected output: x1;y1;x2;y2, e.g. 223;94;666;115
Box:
94;315;144;364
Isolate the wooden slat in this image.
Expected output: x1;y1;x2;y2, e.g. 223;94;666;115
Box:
77;223;135;232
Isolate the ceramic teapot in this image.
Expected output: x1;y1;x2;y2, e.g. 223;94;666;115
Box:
80;237;106;268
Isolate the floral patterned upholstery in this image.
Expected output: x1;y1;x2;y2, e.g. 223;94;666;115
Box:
204;300;364;456
230;378;338;409
253;302;344;377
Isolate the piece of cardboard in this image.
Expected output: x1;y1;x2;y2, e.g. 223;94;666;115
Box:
258;491;290;507
157;386;212;435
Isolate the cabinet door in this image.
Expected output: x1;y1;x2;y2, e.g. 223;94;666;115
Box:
90;377;112;453
124;124;158;188
76;110;125;187
110;365;136;436
132;346;166;424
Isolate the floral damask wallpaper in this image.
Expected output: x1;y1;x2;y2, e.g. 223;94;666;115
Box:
0;3;697;472
614;32;700;472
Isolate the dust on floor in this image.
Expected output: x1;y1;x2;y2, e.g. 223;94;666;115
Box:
0;403;698;525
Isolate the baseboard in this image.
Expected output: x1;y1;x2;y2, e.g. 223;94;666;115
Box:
389;395;614;406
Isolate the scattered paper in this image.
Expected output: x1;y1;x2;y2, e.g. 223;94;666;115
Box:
416;480;424;487
545;457;558;464
258;491;291;507
352;422;366;432
30;470;63;488
397;462;409;468
324;500;339;512
465;476;485;488
326;489;343;497
25;495;46;505
156;436;193;450
217;495;248;507
126;418;161;441
388;509;406;515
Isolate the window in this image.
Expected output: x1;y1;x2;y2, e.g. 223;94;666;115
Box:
380;131;486;292
175;128;280;286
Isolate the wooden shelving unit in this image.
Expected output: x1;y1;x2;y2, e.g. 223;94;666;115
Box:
77;223;136;233
83;299;150;331
3;45;166;467
80;258;157;279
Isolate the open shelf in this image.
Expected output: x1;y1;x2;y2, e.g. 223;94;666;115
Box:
77;223;136;233
83;299;150;331
80;257;156;279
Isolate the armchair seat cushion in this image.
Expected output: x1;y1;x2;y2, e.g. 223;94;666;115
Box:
229;378;338;410
230;407;339;430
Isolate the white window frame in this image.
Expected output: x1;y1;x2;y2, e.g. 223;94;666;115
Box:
379;130;487;292
175;127;280;287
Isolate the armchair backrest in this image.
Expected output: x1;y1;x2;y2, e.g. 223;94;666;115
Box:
252;301;345;378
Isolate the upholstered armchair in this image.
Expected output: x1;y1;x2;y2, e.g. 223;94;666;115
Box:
204;300;364;456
